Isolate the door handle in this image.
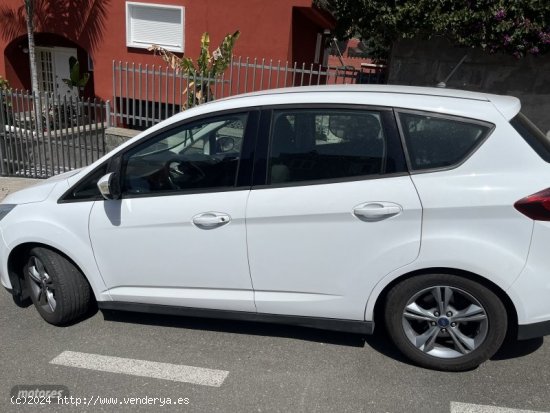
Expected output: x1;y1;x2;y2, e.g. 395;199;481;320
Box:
353;202;402;221
192;212;231;229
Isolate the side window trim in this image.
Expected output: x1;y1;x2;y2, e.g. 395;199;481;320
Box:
395;109;495;174
252;104;408;189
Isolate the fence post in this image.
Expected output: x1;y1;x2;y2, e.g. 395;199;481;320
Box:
105;100;111;128
0;89;6;176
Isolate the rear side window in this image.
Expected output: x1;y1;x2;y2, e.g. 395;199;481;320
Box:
510;112;550;163
267;109;405;185
398;112;492;171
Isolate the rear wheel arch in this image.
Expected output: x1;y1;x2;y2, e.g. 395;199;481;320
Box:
372;267;518;337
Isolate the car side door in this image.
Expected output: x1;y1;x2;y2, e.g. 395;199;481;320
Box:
88;110;259;311
246;106;422;320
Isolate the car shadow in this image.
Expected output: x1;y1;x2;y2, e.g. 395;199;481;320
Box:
99;309;544;365
100;309;367;347
491;336;544;361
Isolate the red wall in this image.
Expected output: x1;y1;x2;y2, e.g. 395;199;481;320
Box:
0;0;314;100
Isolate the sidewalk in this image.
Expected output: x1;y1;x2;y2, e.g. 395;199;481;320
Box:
0;177;40;201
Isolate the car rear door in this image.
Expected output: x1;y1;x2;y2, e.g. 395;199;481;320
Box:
245;106;422;320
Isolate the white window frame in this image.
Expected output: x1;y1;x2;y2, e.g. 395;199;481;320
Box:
126;2;184;52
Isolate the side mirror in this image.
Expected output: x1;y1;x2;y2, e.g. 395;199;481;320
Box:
217;136;235;152
97;173;121;200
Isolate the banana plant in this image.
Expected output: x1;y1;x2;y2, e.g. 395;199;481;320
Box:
149;31;240;108
62;57;90;95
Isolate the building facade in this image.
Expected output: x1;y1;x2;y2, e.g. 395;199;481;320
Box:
0;0;334;101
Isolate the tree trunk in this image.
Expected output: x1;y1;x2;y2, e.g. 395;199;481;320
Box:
24;0;43;132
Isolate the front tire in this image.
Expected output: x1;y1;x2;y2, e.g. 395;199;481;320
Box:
24;247;91;325
384;274;507;371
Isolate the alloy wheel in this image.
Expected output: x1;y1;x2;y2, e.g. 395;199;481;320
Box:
27;256;57;313
402;286;488;359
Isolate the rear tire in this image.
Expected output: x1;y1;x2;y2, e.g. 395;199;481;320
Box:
24;247;91;325
384;274;507;371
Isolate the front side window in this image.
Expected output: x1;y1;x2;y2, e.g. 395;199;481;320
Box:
123;113;247;195
398;112;492;171
268;109;395;184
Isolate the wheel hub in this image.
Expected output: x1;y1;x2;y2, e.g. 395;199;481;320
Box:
437;317;450;328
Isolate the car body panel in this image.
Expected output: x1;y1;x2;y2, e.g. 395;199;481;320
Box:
0;180;108;298
247;176;422;320
88;190;255;312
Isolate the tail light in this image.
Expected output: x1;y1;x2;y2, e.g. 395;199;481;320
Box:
515;188;550;221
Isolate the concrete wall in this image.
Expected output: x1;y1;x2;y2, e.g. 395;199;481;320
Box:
388;37;550;134
104;127;140;153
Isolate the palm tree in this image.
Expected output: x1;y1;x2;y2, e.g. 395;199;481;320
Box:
22;0;44;132
23;0;38;96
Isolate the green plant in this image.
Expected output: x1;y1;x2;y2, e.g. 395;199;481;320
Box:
62;56;90;93
149;31;240;108
317;0;550;60
0;75;10;91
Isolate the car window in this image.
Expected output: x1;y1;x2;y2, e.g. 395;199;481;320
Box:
398;112;492;171
123;113;247;194
63;164;108;201
268;109;391;184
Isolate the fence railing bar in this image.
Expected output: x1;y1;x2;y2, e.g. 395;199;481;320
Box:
132;62;136;127
31;91;42;175
62;94;70;171
171;66;176;118
59;94;67;172
145;64;149;129
112;60;116;129
13;90;24;173
67;94;76;170
20;92;32;177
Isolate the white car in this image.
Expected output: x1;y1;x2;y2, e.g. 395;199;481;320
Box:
1;85;549;371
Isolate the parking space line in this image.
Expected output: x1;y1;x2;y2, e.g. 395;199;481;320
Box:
451;402;548;413
50;351;229;387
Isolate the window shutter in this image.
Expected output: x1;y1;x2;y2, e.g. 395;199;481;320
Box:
127;3;184;52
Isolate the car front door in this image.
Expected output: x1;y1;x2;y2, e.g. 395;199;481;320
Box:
246;106;422;320
89;111;258;311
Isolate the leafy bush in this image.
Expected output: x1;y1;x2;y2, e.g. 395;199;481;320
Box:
317;0;550;60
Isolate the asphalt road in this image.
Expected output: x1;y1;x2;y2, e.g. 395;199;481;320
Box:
1;290;549;413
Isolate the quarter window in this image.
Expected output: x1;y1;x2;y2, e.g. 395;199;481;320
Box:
123;113;247;194
268;109;396;184
398;112;492;171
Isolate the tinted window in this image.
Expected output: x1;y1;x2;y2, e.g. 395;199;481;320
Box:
398;112;492;171
510;112;550;163
268;109;395;184
123;113;247;194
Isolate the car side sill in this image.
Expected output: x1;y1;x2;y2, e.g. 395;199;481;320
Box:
98;301;375;335
517;320;550;340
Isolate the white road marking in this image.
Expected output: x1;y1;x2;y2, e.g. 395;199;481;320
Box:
451;402;548;413
50;351;229;387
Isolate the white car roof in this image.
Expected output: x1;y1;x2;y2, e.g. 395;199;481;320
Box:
223;85;521;120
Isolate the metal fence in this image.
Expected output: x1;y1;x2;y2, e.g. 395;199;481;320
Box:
0;89;107;178
112;57;387;129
